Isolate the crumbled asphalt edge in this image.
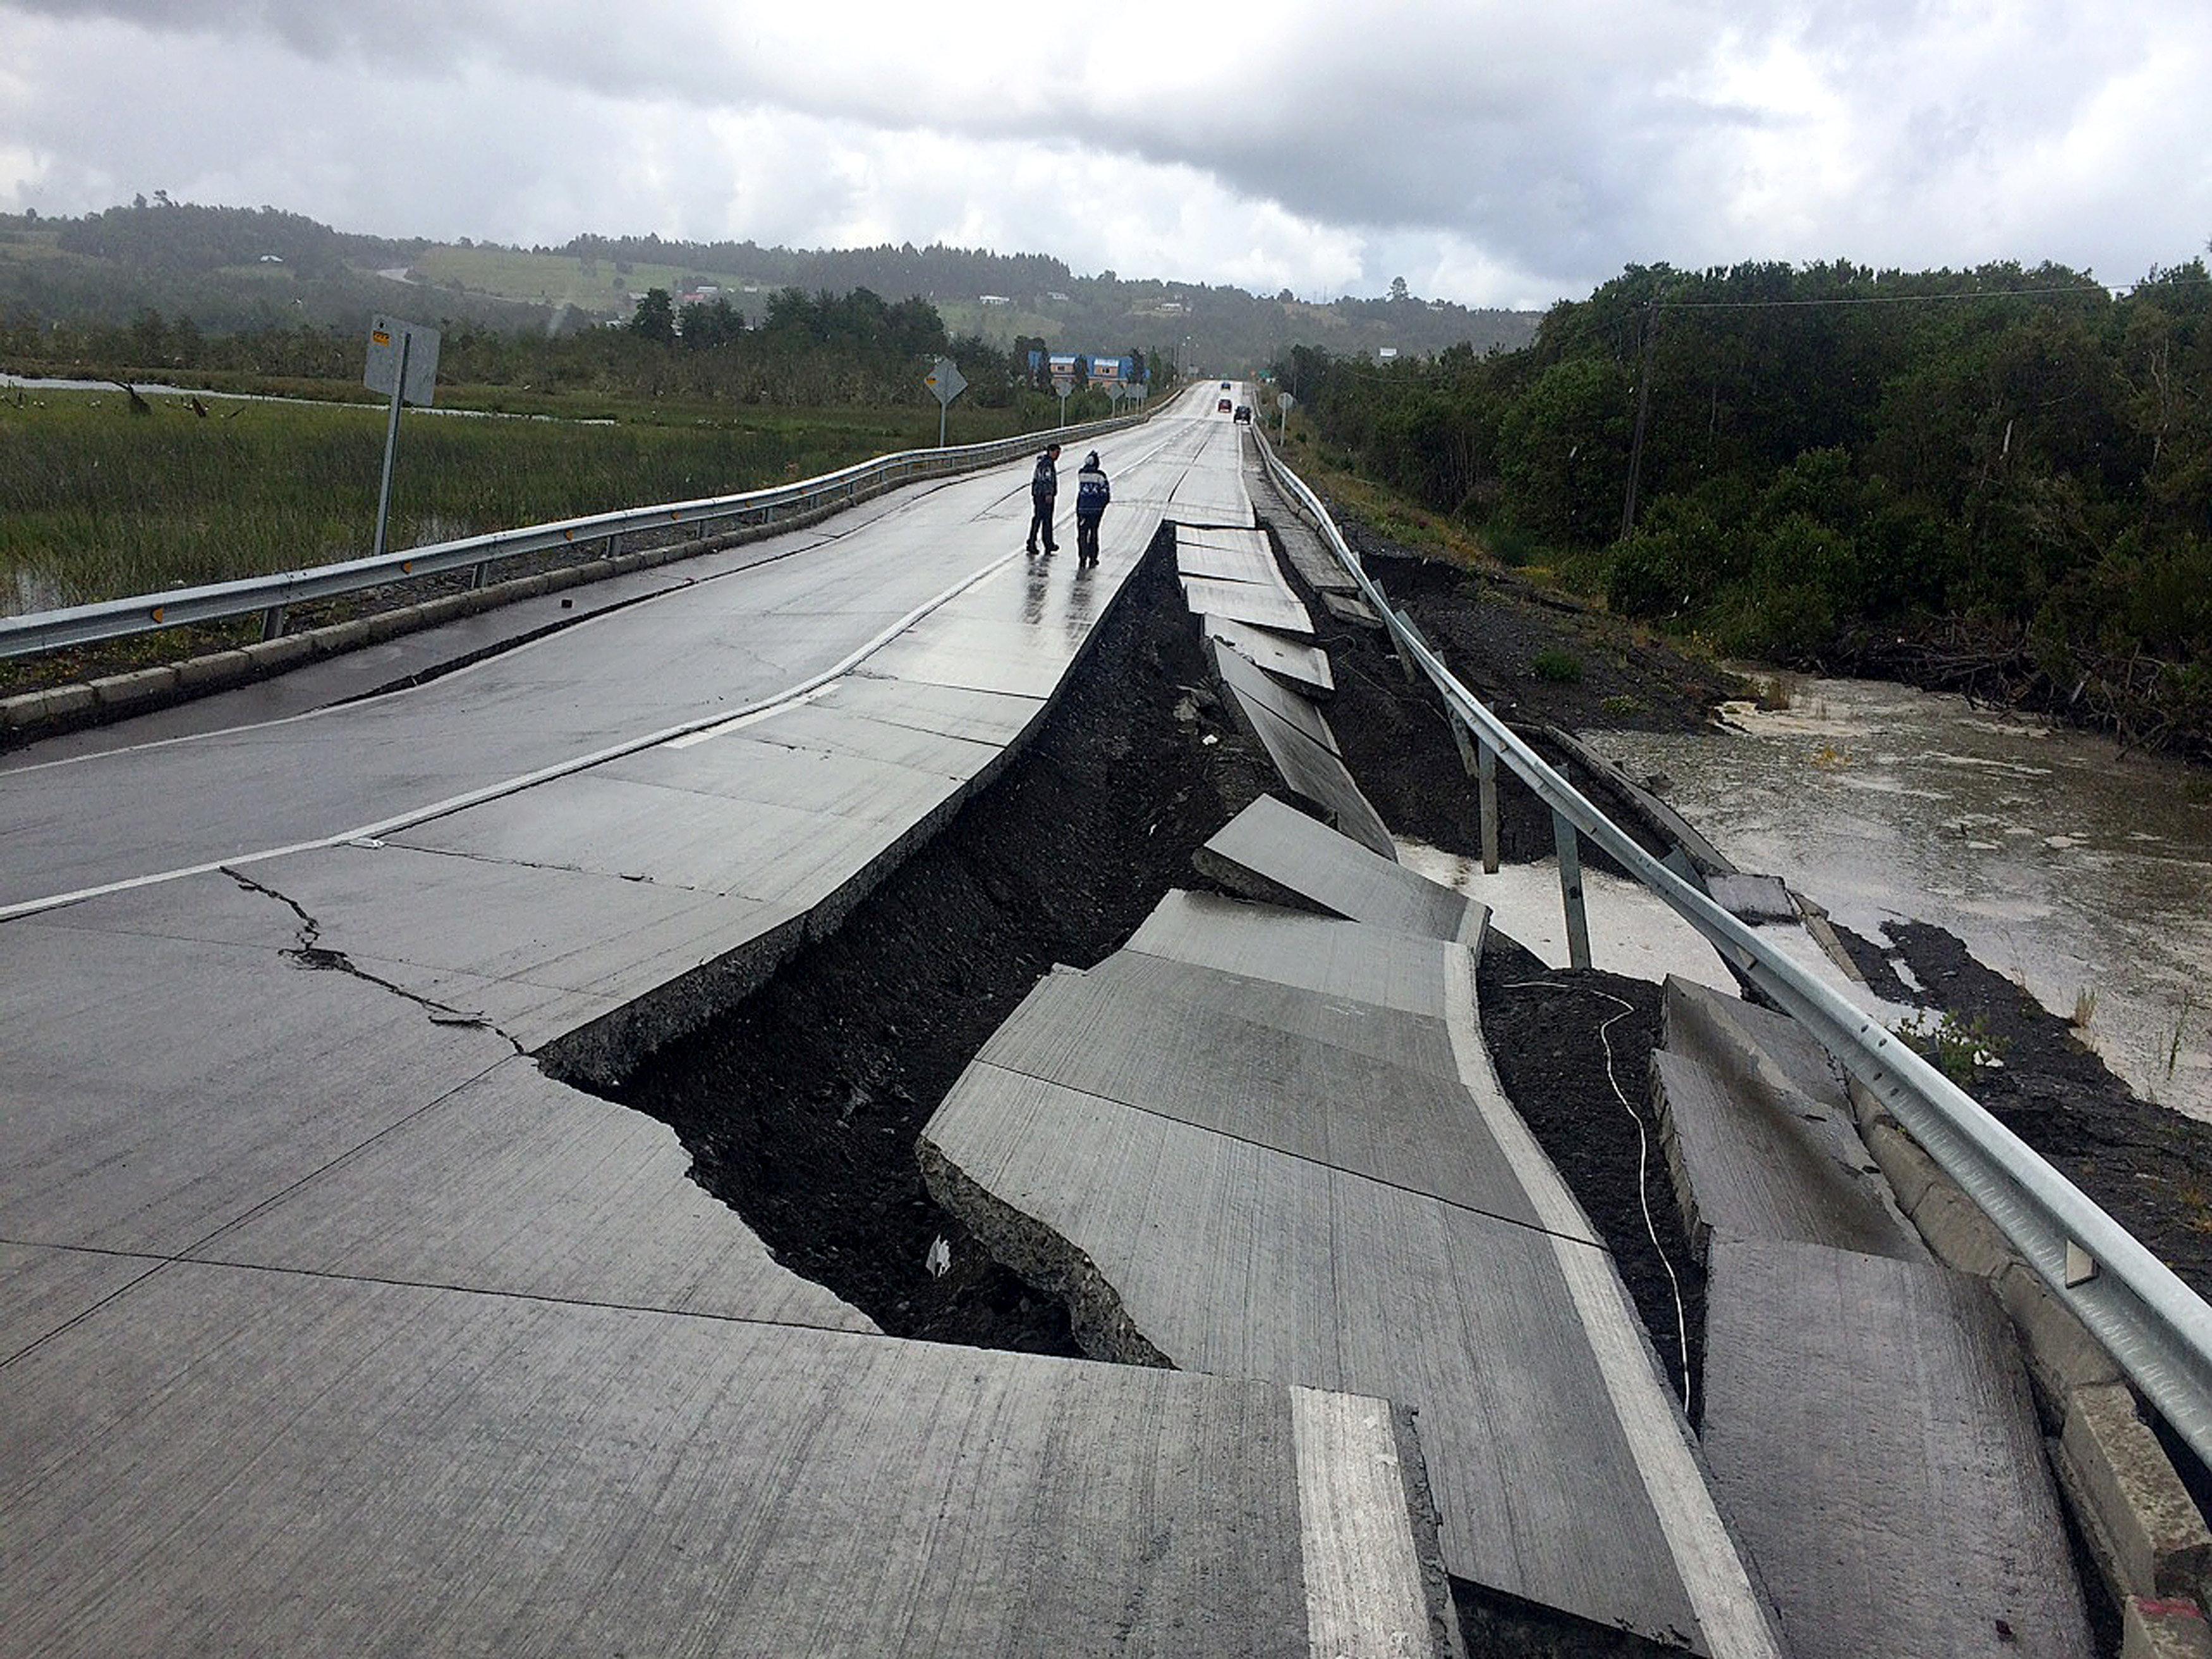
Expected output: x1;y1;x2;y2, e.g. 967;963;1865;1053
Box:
560;528;1280;1353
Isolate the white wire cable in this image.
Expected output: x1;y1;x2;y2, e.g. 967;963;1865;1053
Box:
1505;976;1696;1421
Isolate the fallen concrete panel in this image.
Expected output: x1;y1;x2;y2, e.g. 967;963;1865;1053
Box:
1666;973;1845;1111
1220;691;1397;860
0;1241;155;1362
1200;615;1335;695
1704;873;1796;923
191;1056;874;1332
1181;574;1313;637
1653;1050;1921;1261
0;882;517;1256
1199;794;1487;939
1210;635;1339;753
1127;889;1458;1018
1703;1235;2092;1659
925;1062;1717;1648
976;961;1531;1218
0;1261;1457;1658
1176;530;1284;588
1653;977;1920;1261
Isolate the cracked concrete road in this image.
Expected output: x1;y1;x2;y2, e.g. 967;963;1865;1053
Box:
0;401;1471;1659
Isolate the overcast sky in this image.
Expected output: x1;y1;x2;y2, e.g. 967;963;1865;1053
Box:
2;0;2207;309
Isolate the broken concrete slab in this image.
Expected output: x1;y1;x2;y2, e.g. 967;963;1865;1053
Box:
927;901;1785;1656
1174;528;1284;588
1704;872;1797;924
1212;686;1396;861
923;1055;1769;1653
1127;889;1461;1018
1210;635;1340;753
0;883;519;1257
1652;1051;1924;1261
975;958;1531;1218
1180;573;1313;638
1653;977;1921;1261
1200;614;1335;695
1198;794;1489;940
1703;1235;2092;1659
0;1261;1457;1658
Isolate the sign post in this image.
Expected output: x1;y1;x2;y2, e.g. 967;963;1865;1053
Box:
363;315;441;562
923;356;968;447
1277;389;1294;441
1051;374;1075;427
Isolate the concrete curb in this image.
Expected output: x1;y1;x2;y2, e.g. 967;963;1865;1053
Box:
1851;1076;2212;1624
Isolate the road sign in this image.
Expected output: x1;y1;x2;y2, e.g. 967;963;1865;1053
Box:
365;315;439;408
364;316;441;566
923;358;967;406
1106;380;1127;404
1052;376;1076;398
1277;392;1294;411
924;357;968;447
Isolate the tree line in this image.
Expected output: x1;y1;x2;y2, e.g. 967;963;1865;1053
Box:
1278;258;2212;757
0;282;1170;425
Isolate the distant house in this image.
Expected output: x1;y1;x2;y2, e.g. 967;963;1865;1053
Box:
979;294;1013;307
1377;346;1399;360
1046;291;1072;303
257;254;283;264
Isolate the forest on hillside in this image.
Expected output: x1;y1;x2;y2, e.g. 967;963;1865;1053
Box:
0;201;1538;370
1279;259;2212;757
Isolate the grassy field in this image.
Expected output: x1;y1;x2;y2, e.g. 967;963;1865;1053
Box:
0;387;1046;615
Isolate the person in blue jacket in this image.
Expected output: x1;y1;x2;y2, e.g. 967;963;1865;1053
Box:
1026;442;1061;556
1073;451;1110;566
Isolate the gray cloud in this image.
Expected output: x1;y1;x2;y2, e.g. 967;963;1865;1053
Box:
1;0;2206;305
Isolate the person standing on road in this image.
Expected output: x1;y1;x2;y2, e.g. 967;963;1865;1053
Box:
1073;451;1110;567
1026;442;1062;556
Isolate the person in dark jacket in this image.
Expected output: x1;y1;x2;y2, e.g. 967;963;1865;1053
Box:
1073;451;1110;566
1026;442;1061;555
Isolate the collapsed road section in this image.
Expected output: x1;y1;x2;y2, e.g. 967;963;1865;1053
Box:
3;404;1476;1658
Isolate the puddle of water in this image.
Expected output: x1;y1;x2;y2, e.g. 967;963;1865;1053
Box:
1590;676;2212;1121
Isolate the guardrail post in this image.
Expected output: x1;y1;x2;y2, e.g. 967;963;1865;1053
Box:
258;604;286;641
1479;743;1501;875
1551;810;1592;969
468;561;489;590
605;532;621;559
1389;616;1419;683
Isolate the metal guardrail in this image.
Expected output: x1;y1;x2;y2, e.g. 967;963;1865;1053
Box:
0;401;1172;660
1254;428;2212;1469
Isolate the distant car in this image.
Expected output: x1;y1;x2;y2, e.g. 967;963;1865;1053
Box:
1217;398;1233;413
1233;404;1252;423
1220;380;1232;390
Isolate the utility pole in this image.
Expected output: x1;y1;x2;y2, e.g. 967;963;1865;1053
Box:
1618;301;1657;543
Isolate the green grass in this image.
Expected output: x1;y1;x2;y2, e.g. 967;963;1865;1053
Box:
406;246;714;317
0;387;1047;615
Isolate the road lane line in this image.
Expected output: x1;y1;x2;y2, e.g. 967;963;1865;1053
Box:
0;550;1028;923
